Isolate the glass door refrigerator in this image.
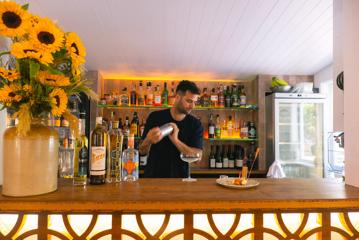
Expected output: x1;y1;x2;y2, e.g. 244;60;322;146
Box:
266;92;327;178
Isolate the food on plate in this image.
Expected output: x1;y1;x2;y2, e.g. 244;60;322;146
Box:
232;178;248;185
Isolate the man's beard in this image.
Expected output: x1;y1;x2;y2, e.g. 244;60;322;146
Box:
177;105;191;115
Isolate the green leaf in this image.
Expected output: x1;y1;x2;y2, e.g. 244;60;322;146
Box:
29;61;40;81
21;4;29;10
41;64;63;75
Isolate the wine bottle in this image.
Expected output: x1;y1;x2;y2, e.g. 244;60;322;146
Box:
222;145;229;168
208;113;215;139
209;145;216;169
161;82;168;106
228;145;235;169
73;112;89;185
130;83;137;106
215;145;222;169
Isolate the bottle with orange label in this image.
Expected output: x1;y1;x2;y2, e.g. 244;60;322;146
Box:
121;134;139;181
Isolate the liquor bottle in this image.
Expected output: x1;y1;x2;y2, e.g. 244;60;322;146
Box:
235;145;244;169
118;117;123;130
222;145;229;168
248;122;257;139
120;87;129;106
108;111;115;131
90;117;108;184
218;84;225;107
240;121;248;138
215;145;223;169
123;115;130;149
138;81;145;106
168;82;176;106
122;134;139;181
139;118;145;137
224;86;231;108
239;85;247;107
108;120;123;183
130;112;139;137
130;83;137;106
201;88;210;107
153;85;162;106
215;114;221;139
73;112;89;185
161;82;169;106
228;145;235;169
209;145;216;169
210;88;218;107
59;119;74;178
208;113;215;139
231;85;239;107
146;82;153;105
227;115;233;137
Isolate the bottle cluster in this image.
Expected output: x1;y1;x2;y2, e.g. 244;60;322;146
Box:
208;142;258;170
207;113;256;139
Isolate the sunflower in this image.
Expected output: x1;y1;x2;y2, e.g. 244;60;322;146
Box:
0;84;22;103
0;68;20;81
29;17;64;53
22;84;32;93
37;71;70;87
29;14;41;27
0;2;31;37
11;41;54;65
49;88;68;116
66;32;86;66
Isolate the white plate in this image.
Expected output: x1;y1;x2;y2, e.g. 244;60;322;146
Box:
216;178;260;189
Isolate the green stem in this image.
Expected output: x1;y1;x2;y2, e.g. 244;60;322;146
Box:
0;51;10;58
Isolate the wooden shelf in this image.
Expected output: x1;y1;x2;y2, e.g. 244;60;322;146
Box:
204;137;257;142
97;104;258;110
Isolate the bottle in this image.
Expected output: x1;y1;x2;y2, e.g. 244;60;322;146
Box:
209;145;216;169
161;82;169;106
239;85;247;107
215;114;221;139
168;81;176;106
218;85;225;108
90;117;108;184
73;112;89;185
153;84;162;106
228;145;235;169
130;83;137;106
123;115;130;149
146;82;153;105
139;118;145;137
130;112;139;137
138;81;145;106
240;121;248;138
215;145;223;169
224;86;231;108
222;145;229;168
120;87;129;106
210;88;218;107
235;145;244;169
108;121;123;183
227;115;233;137
201;88;210;107
122;134;139;181
231;85;239;107
248;122;257;139
108;111;115;132
208;113;215;139
59;119;74;178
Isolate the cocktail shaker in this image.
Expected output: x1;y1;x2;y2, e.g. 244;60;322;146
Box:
159;123;174;137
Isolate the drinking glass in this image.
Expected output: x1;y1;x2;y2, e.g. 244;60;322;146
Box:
180;153;200;182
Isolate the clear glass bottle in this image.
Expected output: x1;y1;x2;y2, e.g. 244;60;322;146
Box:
227;115;233;137
138;81;145;106
146;82;154;105
108;121;123;182
201;88;210;107
90;117;108;185
168;81;176;106
218;85;225;108
73;112;89;185
59;119;74;178
130;83;137;106
120;87;129;106
210;88;218;107
121;134;139;181
154;85;162;106
239;85;247;107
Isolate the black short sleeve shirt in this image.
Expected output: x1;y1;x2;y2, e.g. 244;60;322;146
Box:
141;109;203;178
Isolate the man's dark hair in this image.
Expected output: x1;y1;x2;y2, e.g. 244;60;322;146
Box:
175;80;200;95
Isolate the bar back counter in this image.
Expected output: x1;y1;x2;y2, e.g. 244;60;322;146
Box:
0;178;359;239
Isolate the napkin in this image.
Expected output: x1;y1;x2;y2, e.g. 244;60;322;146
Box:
267;160;286;178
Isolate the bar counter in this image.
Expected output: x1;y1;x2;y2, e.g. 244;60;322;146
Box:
0;178;359;239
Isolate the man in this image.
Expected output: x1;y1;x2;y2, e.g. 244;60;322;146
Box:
139;80;203;178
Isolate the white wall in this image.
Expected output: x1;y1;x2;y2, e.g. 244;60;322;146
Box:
342;0;359;187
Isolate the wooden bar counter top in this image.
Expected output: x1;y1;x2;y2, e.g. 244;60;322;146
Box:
1;178;359;212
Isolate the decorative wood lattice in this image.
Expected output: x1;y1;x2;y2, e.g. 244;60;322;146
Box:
0;211;358;239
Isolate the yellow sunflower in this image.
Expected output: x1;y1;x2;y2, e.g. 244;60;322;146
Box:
0;68;20;81
29;14;41;27
49;88;68;116
22;84;32;93
66;32;86;66
0;84;22;103
37;71;70;87
29;17;64;53
11;41;54;65
0;2;31;37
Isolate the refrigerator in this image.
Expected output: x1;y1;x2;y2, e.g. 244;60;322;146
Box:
266;92;327;178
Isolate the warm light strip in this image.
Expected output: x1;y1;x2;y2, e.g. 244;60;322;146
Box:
104;76;249;83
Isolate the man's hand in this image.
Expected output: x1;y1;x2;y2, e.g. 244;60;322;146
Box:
146;127;163;144
168;123;179;143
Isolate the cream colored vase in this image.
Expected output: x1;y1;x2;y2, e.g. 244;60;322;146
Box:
2;118;59;196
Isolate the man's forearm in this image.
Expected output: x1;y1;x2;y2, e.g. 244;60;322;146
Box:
139;138;152;155
172;138;202;156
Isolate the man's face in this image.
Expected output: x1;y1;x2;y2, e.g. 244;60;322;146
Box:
175;91;199;115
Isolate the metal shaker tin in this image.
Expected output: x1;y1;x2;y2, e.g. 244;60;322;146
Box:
159;123;174;137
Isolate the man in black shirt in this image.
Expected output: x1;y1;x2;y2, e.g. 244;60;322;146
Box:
139;80;203;178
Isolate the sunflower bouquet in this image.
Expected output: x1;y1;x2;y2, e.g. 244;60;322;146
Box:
0;1;96;135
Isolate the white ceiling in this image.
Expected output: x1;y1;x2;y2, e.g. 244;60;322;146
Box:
18;0;333;80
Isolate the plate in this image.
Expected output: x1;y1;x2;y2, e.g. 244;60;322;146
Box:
216;178;260;189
